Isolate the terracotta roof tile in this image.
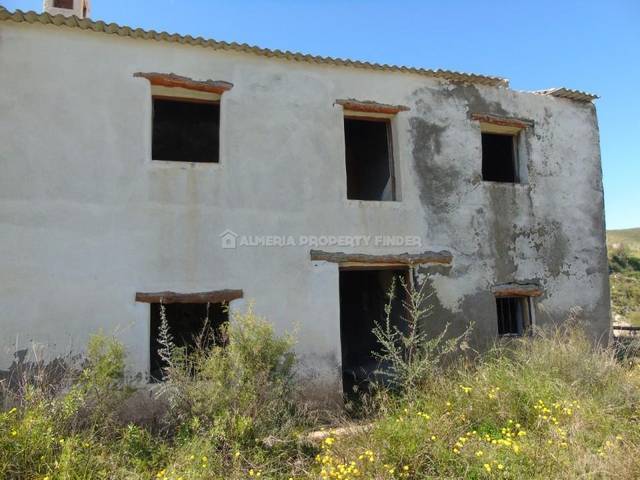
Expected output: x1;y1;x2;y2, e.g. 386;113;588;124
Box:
531;87;598;103
0;7;598;102
0;6;508;87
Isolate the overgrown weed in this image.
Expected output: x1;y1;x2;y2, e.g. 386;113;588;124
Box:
1;286;639;479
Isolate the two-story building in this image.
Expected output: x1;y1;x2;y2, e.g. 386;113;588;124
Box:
0;2;610;397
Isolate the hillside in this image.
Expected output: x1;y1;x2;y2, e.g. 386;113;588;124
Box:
608;228;640;255
607;228;640;326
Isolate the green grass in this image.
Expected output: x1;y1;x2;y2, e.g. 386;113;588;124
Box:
2;318;640;479
608;228;640;324
628;311;640;327
610;272;640;320
608;228;640;256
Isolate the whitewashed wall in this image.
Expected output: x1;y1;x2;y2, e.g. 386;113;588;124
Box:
0;23;610;397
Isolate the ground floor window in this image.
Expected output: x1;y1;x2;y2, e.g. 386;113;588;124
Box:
149;302;228;381
496;296;532;336
339;268;406;395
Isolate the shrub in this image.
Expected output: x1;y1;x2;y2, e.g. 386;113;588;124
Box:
157;303;300;447
372;273;472;392
316;325;640;479
0;333;133;478
2;302;640;479
610;244;640;274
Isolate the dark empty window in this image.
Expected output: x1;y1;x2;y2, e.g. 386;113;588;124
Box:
496;297;531;336
344;118;395;201
149;302;227;381
482;132;518;183
152;98;220;163
53;0;74;8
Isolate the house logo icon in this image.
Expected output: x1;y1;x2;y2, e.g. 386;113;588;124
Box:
219;229;239;249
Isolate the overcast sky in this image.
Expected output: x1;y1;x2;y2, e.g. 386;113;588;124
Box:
5;0;639;229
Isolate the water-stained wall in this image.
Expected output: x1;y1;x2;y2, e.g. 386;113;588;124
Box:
408;84;609;344
0;22;609;397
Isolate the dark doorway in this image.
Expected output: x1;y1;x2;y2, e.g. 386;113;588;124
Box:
339;268;406;395
344;117;395;200
149;302;228;381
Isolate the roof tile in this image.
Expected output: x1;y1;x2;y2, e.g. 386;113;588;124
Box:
0;7;598;102
0;6;508;87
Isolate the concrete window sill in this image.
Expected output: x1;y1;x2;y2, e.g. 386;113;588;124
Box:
344;199;404;207
149;160;223;170
482;181;530;188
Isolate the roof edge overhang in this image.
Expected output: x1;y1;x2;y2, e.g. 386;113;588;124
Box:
0;7;509;88
530;87;599;103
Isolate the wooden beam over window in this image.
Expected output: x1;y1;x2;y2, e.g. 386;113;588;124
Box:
336;99;410;115
471;113;534;135
135;289;243;304
134;72;233;95
310;250;452;267
492;283;543;298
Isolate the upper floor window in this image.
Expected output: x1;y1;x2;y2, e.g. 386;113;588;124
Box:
53;0;74;8
344;117;394;200
133;72;233;164
337;99;409;201
472;113;533;184
152;98;220;163
482;132;518;182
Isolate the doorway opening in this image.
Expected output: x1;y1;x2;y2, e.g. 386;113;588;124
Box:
339;268;406;395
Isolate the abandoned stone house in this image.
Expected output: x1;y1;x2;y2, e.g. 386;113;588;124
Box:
0;2;610;395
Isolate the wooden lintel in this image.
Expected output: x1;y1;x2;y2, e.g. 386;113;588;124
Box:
310;250;452;266
135;289;243;304
134;72;233;94
470;113;533;130
492;283;543;298
336;98;410;115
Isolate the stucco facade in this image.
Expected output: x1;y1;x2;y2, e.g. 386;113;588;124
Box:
0;12;610;395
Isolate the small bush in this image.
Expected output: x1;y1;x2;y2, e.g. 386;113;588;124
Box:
609;244;640;274
0;333;134;478
316;326;640;479
157;303;299;446
1;300;640;479
372;274;472;392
